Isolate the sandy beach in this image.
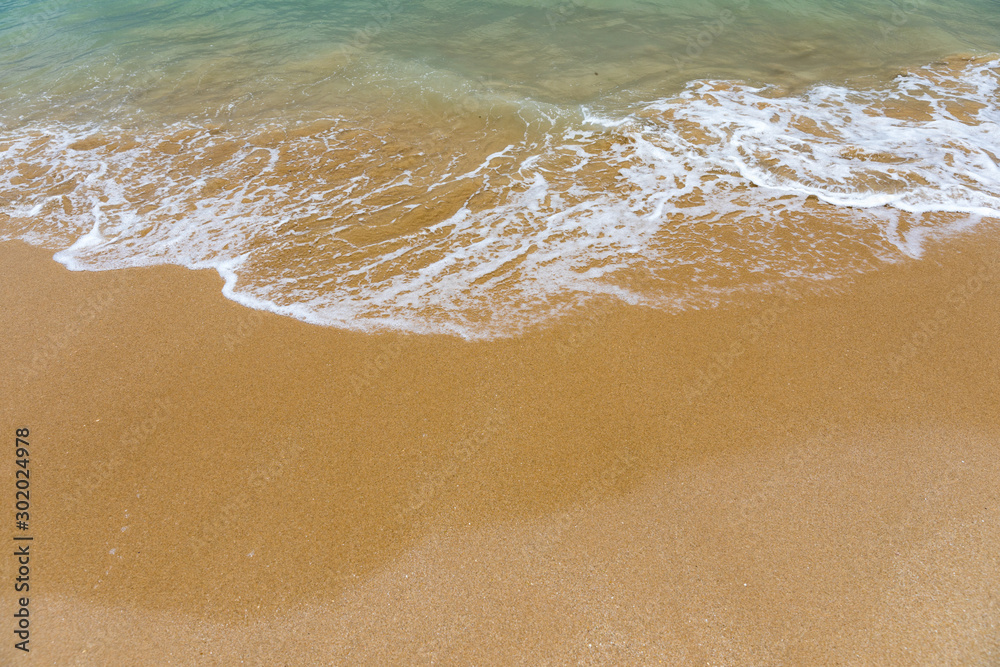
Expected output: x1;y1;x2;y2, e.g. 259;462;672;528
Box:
2;2;1000;664
1;227;999;663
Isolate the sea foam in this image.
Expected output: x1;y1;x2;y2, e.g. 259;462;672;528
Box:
1;57;998;339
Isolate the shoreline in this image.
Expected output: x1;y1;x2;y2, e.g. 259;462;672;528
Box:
3;54;999;344
2;229;999;663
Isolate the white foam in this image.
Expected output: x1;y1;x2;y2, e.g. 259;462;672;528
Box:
581;106;632;128
1;57;998;339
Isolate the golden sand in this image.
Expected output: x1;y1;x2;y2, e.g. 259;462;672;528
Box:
1;229;999;663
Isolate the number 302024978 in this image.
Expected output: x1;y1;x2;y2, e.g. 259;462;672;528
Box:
15;428;31;530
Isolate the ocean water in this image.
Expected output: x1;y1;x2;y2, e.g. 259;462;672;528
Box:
2;0;999;337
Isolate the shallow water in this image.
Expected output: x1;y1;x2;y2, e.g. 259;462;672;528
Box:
2;1;999;337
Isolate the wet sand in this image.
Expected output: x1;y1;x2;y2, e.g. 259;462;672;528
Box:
1;229;999;664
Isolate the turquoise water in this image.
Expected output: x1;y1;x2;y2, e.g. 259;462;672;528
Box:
1;1;999;337
3;0;1000;119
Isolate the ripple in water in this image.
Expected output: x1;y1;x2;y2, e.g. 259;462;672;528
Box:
1;56;998;338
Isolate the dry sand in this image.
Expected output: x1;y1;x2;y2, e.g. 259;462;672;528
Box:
1;229;999;664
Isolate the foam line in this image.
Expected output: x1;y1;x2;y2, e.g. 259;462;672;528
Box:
1;57;998;339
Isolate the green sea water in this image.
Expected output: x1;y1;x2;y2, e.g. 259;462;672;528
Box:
3;0;1000;122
